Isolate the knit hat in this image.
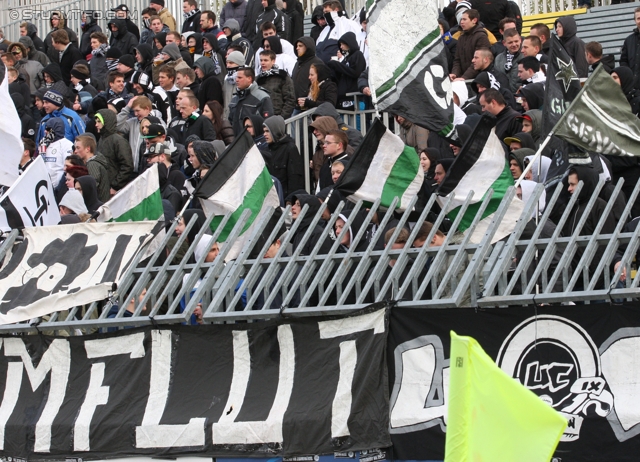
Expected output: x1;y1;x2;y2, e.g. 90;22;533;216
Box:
60;190;88;215
106;47;122;59
108;97;126;113
43;90;64;107
226;50;245;66
70;67;90;80
118;54;136;69
150;0;165;7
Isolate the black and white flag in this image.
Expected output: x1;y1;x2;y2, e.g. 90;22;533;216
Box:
0;156;60;231
0;221;158;325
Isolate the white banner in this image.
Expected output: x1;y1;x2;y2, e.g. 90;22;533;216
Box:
0;221;158;325
0;156;60;231
0;65;24;187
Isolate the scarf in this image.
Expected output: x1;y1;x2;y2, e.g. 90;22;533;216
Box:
258;65;281;80
74;80;88;93
91;43;109;57
225;69;237;84
504;52;515;72
40;129;56;148
107;58;119;71
183;8;200;19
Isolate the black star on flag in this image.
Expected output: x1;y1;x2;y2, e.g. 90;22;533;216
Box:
555;57;580;93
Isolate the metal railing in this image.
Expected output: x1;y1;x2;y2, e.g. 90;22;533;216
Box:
1;176;639;334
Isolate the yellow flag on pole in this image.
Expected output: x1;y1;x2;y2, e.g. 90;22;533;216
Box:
445;331;567;462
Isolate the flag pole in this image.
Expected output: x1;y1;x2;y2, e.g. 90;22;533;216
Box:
514;130;554;188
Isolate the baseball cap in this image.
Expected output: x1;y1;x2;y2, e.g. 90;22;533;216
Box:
145;142;171;158
111;4;129;12
142;124;166;139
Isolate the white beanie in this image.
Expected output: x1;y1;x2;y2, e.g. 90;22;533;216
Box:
60;189;88;215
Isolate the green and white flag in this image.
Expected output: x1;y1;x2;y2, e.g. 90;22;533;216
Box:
436;115;524;244
554;64;640;156
194;130;280;261
96;164;163;222
367;0;454;136
334;118;423;211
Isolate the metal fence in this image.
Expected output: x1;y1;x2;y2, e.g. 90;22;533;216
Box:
1;174;639;334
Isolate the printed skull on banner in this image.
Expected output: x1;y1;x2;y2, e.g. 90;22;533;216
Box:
389;315;640;443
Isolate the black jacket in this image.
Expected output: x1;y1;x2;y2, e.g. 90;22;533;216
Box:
291;194;333;256
254;3;291;48
621;28;640;89
471;0;513;40
108;19;139;56
57;43;83;85
556;16;589;78
169;112;217;145
25;23;46;52
493;105;522;140
292;36;324;100
264;116;305;198
182;10;202;33
79;18;102;58
242;0;265;44
326;32;367;110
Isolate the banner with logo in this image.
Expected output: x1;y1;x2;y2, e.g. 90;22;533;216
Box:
0;306;389;459
388;305;640;462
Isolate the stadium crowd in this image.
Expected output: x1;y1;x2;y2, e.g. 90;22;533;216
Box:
2;0;640;313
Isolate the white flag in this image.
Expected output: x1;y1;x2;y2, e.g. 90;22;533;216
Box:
0;65;24;187
0;156;61;231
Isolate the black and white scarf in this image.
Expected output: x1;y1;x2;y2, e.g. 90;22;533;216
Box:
183;8;200;19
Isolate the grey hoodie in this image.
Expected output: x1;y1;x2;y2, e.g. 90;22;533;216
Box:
263;115;286;142
18;35;49;67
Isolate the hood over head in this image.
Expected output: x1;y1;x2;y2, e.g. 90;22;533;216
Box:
96;108;118;135
263;115;286;143
509;147;535;171
188;33;204;55
338;32;360;53
223;19;241;36
524;154;551;183
135;43;154;64
291;193;321;230
337;209;369;252
182;209;209;243
311;5;324;25
451;79;469;106
155;32;167;48
8;42;28;60
18;36;35;56
567;164;599;204
25;22;39;38
192;140;217;166
60;189;88;215
613;66;635;96
245;114;265;137
519;83;545;110
42;62;63;82
202;33;221;52
521;109;542;142
519;179;546;216
163;43;181;61
309;115;339;135
313;102;342;123
295;36;317;61
45;117;66;141
108;18;128;38
265;35;283;55
556;16;578;40
471;71;501;93
194;56;216;77
50;11;67;30
75;175;103;212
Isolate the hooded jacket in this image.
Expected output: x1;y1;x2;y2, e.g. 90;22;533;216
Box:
24;22;46;53
10;42;44;94
202;33;227;84
292;36;324;100
315;9;361;64
96;108;134;190
255;0;290;47
451;23;491;79
555;17;588;78
36;99;86;144
519;82;545;110
310;5;325;42
245;114;271;164
42;62;65;85
337;209;370;253
80;12;103;57
290;193;333;256
41;117;73;187
284;0;305;44
302;62;337;109
561;165;617;289
86;152;111;203
261;36;297;76
313;102;363;150
228;81;275;134
224;19;254;67
18;36;49;67
75;175;103;213
523;109;542;144
241;0;264;43
11;93;36;140
263;116;304;197
257;63;296;119
327;32;367;109
44;12;79;63
135;43;155;77
194;57;224;110
108;19;139;56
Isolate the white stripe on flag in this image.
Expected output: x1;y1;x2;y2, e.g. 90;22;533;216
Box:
97;164;160;222
348;130;406;203
200;145;266;215
441;129;506;212
0;65;24;187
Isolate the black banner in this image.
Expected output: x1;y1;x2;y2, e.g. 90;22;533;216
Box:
388;305;640;462
0;306;390;460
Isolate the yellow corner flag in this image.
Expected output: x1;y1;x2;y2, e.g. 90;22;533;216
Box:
445;331;567;462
